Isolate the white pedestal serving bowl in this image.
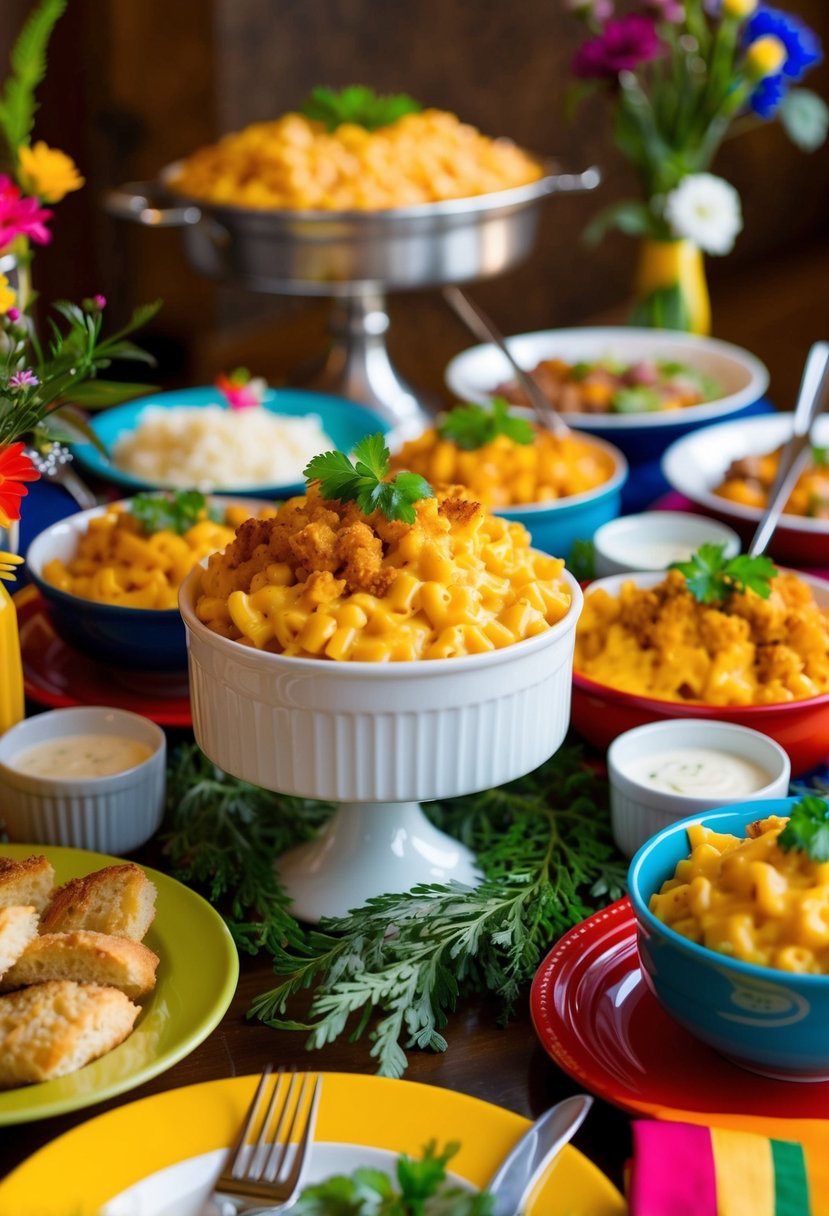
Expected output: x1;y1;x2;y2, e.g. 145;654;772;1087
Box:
179;566;583;921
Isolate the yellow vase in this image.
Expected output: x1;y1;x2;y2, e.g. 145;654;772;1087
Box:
633;238;711;335
0;579;24;735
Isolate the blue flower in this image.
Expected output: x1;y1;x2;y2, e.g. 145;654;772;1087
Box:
750;71;785;118
745;6;823;81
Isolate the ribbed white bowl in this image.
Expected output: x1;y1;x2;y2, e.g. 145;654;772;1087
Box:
179;566;583;803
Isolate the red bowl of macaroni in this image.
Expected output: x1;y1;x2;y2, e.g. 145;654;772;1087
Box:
571;569;829;776
628;800;829;1080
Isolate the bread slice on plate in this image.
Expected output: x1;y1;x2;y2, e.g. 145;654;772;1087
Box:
0;979;140;1087
0;856;55;912
0;930;160;1000
0;907;39;976
40;864;157;941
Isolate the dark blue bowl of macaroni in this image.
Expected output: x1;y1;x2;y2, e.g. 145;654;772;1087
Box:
629;800;829;1081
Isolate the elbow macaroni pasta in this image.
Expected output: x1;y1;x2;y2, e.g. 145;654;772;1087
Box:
388;426;613;507
196;487;571;661
651;817;829;974
43;502;276;610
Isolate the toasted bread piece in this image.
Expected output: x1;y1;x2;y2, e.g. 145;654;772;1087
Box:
40;864;156;941
1;930;159;1000
0;980;139;1087
0;906;39;976
0;856;55;912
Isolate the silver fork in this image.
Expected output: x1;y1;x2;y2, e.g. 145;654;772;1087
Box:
211;1067;322;1214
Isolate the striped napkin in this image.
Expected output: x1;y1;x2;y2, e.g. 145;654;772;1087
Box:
627;1119;825;1215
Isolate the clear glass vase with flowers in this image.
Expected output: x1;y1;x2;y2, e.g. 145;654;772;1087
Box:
567;0;827;332
0;0;160;732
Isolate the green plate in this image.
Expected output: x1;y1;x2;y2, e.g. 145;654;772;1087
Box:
0;843;239;1125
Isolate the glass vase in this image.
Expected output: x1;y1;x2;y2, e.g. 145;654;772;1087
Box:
0;521;24;736
632;238;711;335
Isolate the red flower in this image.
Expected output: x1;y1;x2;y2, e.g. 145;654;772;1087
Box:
0;176;53;251
573;14;666;78
0;442;40;528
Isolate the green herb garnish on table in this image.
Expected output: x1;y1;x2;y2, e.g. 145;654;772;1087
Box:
130;489;224;536
160;742;625;1078
670;543;776;604
437;398;535;451
779;795;829;862
300;85;422;132
292;1141;492;1216
305;434;433;525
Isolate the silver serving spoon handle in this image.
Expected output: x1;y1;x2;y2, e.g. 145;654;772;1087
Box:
486;1094;594;1216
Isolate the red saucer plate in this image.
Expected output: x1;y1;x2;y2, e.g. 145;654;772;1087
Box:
530;897;829;1121
14;585;192;728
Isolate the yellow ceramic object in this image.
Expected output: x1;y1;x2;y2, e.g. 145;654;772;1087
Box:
0;571;24;735
634;237;711;335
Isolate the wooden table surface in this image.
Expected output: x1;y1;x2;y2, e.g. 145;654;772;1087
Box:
2;238;828;1198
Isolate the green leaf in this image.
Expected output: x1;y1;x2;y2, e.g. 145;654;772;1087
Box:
779;796;829;862
670;544;776;604
630;283;691;332
567;538;596;582
304;434;433;523
779;88;829;153
60;380;159;409
437;398;534;451
300;84;422;132
130;489;214;536
583;200;658;247
0;0;66;155
611;386;662;414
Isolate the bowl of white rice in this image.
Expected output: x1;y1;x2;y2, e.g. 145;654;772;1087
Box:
71;386;390;496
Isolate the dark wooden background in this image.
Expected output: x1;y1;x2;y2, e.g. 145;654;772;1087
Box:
0;0;827;408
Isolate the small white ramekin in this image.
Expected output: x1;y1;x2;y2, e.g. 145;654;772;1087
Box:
0;707;166;854
593;511;741;577
607;718;791;857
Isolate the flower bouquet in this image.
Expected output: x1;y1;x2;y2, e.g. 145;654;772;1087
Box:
567;0;827;331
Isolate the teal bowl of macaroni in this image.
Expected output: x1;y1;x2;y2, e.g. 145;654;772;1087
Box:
629;800;829;1081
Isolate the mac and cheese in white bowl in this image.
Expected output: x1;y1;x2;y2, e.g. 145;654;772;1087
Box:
628;800;829;1081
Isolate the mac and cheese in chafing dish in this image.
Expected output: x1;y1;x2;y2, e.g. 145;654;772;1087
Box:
574;568;829;706
195;486;572;661
43;502;276;610
651;816;829;975
388;425;613;507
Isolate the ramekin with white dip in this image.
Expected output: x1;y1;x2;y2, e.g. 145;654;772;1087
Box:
0;707;165;854
607;718;790;856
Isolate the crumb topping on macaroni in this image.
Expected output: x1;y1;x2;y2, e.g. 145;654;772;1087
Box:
651;816;829;974
196;486;572;661
389;426;614;507
575;568;829;706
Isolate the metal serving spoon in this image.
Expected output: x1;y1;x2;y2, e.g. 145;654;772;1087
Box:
442;285;570;437
747;340;829;557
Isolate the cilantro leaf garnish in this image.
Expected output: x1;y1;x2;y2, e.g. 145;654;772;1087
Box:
812;444;828;467
778;796;829;862
304;433;433;524
130;489;223;536
437;397;534;451
299;85;422;132
611;386;662;414
670;543;777;604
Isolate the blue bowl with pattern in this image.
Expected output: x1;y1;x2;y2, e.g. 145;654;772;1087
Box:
628;799;829;1081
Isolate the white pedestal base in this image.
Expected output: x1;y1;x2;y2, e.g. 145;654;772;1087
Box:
276;801;481;923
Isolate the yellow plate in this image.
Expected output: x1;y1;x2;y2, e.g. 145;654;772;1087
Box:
0;1072;626;1216
0;843;239;1125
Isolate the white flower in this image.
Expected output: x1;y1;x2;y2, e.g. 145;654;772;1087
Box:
663;173;743;255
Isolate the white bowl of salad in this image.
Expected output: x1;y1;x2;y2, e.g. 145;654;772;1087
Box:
444;327;769;465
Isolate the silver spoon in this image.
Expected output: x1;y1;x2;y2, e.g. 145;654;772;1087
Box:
747;341;829;557
24;441;98;511
442;285;570;437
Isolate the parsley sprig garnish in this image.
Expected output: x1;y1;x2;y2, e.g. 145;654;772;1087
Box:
300;85;422;132
437;398;534;451
293;1142;492;1216
670;543;777;604
160;743;625;1077
778;796;829;862
304;433;433;525
130;489;223;536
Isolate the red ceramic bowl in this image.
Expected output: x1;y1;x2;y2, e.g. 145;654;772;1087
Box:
571;570;829;776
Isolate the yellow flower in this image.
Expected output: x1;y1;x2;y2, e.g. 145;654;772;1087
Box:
745;35;788;81
722;0;758;18
0;274;16;314
17;141;84;203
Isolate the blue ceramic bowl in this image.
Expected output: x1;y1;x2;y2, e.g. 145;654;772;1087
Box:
495;433;628;559
71;386;389;496
629;799;829;1081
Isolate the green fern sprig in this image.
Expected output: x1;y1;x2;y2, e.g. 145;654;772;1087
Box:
0;0;67;159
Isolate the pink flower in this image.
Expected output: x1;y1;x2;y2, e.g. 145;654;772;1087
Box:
215;369;267;411
92;294;107;310
573;14;666;77
6;308;20;322
0;176;53;250
9;369;39;389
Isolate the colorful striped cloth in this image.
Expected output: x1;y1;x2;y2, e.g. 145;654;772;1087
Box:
628;1120;815;1215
